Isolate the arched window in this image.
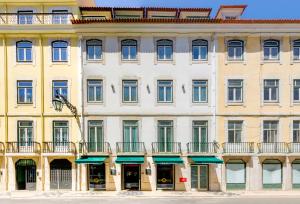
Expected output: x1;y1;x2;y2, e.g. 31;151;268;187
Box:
16;41;32;62
227;40;244;61
263;40;280;60
293;40;300;61
226;160;246;189
292;160;300;188
157;39;173;61
86;39;102;60
52;40;68;62
192;39;208;61
121;39;137;60
262;159;282;189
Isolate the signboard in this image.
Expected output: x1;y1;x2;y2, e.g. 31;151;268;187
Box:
179;177;187;182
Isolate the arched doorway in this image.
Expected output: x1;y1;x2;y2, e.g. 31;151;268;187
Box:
50;159;72;190
16;159;36;190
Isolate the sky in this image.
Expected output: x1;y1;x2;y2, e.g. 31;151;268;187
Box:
95;0;300;19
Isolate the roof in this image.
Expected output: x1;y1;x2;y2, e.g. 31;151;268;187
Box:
215;5;247;19
80;7;211;12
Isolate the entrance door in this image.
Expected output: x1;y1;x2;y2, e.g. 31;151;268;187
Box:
191;165;209;191
123;164;140;190
156;164;174;190
89;164;106;190
50;159;72;190
16;159;36;190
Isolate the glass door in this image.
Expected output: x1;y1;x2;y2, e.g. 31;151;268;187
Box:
88;121;104;152
192;121;208;152
158;121;173;152
156;164;174;190
18;121;33;152
123;164;140;190
53;121;69;152
191;165;208;191
89;164;106;190
123;121;139;152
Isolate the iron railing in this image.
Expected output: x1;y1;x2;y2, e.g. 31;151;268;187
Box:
79;142;111;154
187;142;219;154
0;13;74;25
116;142;146;154
257;142;289;153
0;142;4;154
6;142;41;153
152;142;181;154
289;143;300;153
43;142;76;153
222;142;254;153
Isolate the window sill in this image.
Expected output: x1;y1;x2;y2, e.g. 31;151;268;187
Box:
226;60;245;64
226;102;244;106
51;61;69;65
86;59;103;63
262;102;280;106
121;59;139;63
261;60;281;64
192;60;208;64
121;102;139;106
192;102;209;105
156;60;174;64
87;101;104;105
16;103;33;107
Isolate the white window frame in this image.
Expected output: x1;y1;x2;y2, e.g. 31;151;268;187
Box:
122;80;138;103
17;80;33;104
192;80;208;103
227;40;244;61
263;40;280;61
87;79;103;103
227;79;243;103
263;79;279;103
157;80;173;103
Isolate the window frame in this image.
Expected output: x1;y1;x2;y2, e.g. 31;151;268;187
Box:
157;80;173;103
226;160;246;189
53;121;69;143
227;40;244;61
52;80;68;100
122;80;138;103
121;39;138;61
51;10;69;24
192;39;208;61
263;79;279;103
17;10;33;24
227;121;243;143
157;39;173;61
16;40;33;62
262;159;282;189
263;40;280;61
192;80;208;103
17;80;33;104
293;40;300;61
18;120;34;145
293;120;300;143
51;40;68;62
293;79;300;103
263;121;278;143
87;79;103;103
227;79;243;103
86;39;103;61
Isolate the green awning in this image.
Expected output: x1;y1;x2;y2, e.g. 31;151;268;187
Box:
75;156;107;164
115;156;145;164
189;156;223;164
153;156;184;164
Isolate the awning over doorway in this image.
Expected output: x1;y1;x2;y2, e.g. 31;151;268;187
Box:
153;156;184;164
189;156;223;164
75;156;107;164
115;156;145;164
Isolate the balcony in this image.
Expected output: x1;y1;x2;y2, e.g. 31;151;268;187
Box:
0;142;4;155
0;13;74;25
187;142;219;154
222;142;254;154
116;142;146;154
289;143;300;153
6;142;41;154
152;142;181;154
258;142;289;154
43;142;76;154
79;142;111;155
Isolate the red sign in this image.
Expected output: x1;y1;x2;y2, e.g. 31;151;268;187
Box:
179;177;187;182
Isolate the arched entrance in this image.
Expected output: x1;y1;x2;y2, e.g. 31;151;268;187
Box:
50;159;72;190
16;159;36;190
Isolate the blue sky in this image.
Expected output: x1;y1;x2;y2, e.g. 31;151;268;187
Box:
95;0;300;19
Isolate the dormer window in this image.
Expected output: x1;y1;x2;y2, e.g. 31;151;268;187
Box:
263;40;280;61
227;40;244;61
157;39;173;61
17;10;33;24
52;10;69;24
121;39;137;61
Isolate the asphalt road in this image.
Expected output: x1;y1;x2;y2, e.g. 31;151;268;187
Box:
1;197;300;204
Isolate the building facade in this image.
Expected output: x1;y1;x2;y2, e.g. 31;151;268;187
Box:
0;1;300;192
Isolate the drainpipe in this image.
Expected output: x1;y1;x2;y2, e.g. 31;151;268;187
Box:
3;36;8;191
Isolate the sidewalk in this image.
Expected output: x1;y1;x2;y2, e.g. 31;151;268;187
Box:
1;190;300;199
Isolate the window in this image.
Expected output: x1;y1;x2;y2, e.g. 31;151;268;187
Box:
52;10;68;24
123;121;139;152
227;40;244;61
157;121;173;152
293;121;300;143
294;80;300;102
192;80;208;103
87;80;103;102
88;121;104;152
157;39;173;61
52;41;68;62
121;39;137;60
17;81;33;104
157;80;173;103
122;80;138;103
263;121;278;143
53;121;69;145
86;39;102;60
16;41;32;62
292;160;300;188
18;10;33;24
228;121;243;143
226;160;246;189
263;160;282;189
52;80;68;100
192;39;208;61
293;40;300;61
192;121;208;152
228;80;243;103
264;80;279;102
18;121;33;146
263;40;280;60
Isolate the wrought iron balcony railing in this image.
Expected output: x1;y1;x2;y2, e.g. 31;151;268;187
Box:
0;13;74;25
0;142;4;154
152;142;181;154
116;142;146;154
187;142;219;154
222;142;254;154
289;143;300;153
6;142;41;153
258;142;289;154
79;142;111;154
43;142;76;154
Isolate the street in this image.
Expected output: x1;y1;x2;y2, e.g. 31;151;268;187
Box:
1;197;300;204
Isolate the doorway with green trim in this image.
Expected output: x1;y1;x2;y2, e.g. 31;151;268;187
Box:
191;165;209;191
16;159;36;190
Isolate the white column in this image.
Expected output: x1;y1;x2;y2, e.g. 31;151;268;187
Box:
0;158;6;191
246;158;251;191
7;157;15;191
221;163;226;191
72;162;76;191
116;164;122;191
44;157;50;191
284;158;292;190
81;164;88;191
251;156;262;190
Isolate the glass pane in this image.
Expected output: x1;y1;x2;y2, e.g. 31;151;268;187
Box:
192;47;199;60
226;163;245;183
199;165;208;189
191;166;198;189
200;46;208;60
158;47;164;60
263;164;282;184
122;46;129;59
165;46;172;59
